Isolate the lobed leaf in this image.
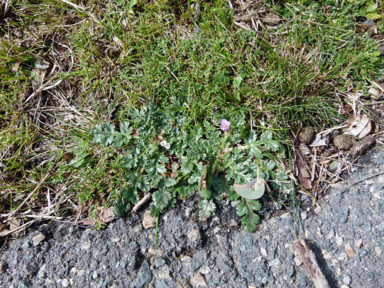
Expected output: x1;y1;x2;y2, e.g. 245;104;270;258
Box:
198;200;216;221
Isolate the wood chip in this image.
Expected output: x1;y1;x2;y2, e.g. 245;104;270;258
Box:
101;207;115;223
293;238;330;288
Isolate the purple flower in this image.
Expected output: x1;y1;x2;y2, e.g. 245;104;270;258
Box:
220;119;230;132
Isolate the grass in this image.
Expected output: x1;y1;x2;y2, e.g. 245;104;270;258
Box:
1;0;383;234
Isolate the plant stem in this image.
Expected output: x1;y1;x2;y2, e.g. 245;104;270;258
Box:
155;215;159;248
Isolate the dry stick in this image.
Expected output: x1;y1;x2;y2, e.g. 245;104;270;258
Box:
0;221;35;238
59;0;100;23
132;193;152;212
363;100;384;106
7;172;52;219
293;238;330;288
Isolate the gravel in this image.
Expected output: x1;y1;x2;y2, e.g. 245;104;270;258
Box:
1;148;384;287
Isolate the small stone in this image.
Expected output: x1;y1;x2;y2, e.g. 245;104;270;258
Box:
185;208;193;217
61;279;70;287
317;227;323;237
300;211;308;220
22;241;30;249
148;248;163;256
190;273;207;287
81;242;91;250
154;257;166;269
231;201;240;208
294;256;303;266
135;260;152;288
133;225;143;233
32;234;45;246
345;243;356;257
187;228;200;242
343;275;351;285
70;267;77;274
328;161;340;173
336;235;343;246
229;219;238;226
212;227;221;235
337;252;348;261
199;266;211;275
341;286;349;288
180;255;191;262
37;265;47;279
157;266;171;279
375;247;382;256
111;238;120;242
299;127;315;144
333;134;355;150
216;234;228;250
355;239;363;248
268;258;281;267
92;271;98;280
314;205;321;214
142;210;157;229
260;247;268;257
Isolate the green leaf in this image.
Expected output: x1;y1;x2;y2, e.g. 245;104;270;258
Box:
276;171;289;181
233;76;243;89
259;131;280;151
366;2;377;12
153;190;172;210
200;189;211;200
233;178;265;200
181;157;195;174
241;211;260;232
146;163;167;175
158;154;169;164
188;168;205;185
121;155;137;169
198;200;216;221
69;152;87;168
263;160;276;171
359;6;366;17
366;12;380;19
173;182;196;198
248;145;263;159
227;188;241;201
120;186;139;204
114;200;131;217
164;177;177;187
114;121;133;147
236;200;248;216
247;199;262;211
92;125;102;143
150;205;161;217
236;199;261;232
100;122;115;147
137;176;150;191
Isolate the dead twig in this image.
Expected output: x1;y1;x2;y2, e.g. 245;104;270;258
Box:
293;238;330;288
58;0;100;23
132;193;152;212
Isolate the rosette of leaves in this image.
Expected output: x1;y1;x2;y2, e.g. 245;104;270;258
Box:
90;104;289;233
